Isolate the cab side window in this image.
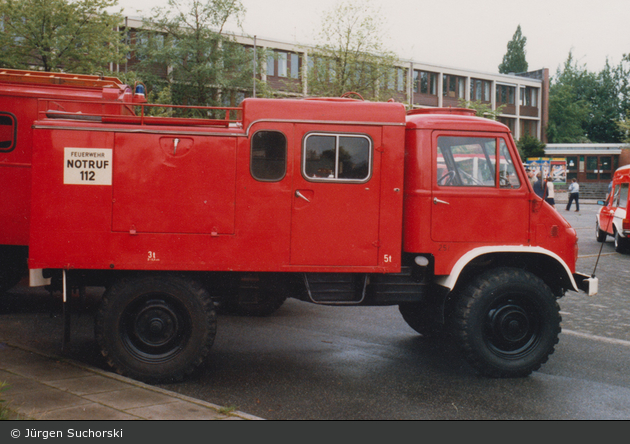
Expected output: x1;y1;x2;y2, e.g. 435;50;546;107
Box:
251;130;287;181
436;136;520;188
303;133;371;182
0;112;16;152
496;139;521;188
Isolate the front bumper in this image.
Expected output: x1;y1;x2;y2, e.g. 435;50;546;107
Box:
573;272;598;296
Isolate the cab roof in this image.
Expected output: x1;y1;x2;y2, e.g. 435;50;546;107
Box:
405;108;510;133
241;97;407;130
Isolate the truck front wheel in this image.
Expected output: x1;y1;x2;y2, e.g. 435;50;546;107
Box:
95;275;216;383
452;268;560;378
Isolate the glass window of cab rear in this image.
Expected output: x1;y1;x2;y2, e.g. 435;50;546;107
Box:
436;135;521;188
0;112;16;152
302;132;372;183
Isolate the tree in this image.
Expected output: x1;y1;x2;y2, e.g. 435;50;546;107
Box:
547;51;630;143
498;25;528;74
134;0;254;111
517;134;546;159
306;0;398;100
584;59;630;142
0;0;128;73
618;118;630;143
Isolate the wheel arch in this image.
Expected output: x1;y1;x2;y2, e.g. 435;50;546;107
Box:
436;246;578;297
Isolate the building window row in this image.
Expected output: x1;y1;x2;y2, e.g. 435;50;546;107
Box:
413;71;438;95
471;78;491;102
267;51;300;79
443;74;466;99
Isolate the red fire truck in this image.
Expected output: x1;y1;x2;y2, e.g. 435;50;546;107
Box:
1;70;597;382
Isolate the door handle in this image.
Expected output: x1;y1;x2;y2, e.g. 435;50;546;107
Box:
433;197;450;205
296;190;311;203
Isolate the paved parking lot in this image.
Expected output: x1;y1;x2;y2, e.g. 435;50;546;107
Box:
556;200;630;342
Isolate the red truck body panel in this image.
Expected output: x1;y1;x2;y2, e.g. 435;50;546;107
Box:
29;98;407;273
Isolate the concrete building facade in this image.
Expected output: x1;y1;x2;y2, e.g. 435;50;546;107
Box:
113;17;549;144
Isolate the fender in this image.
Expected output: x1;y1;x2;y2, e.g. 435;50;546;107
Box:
434;245;579;292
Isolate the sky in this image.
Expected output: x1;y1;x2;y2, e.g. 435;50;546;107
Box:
111;0;630;76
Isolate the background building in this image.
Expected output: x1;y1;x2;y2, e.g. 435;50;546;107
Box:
115;17;549;144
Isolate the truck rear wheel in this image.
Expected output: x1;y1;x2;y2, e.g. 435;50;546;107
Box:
95;275;216;383
0;268;23;295
0;246;27;294
220;273;287;317
223;292;287;317
399;302;443;337
452;268;560;378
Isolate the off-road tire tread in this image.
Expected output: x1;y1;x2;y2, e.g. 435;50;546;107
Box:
95;275;216;383
452;267;561;378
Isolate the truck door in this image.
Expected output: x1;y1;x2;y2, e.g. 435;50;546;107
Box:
290;126;381;266
431;133;529;244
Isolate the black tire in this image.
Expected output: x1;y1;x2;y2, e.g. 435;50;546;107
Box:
399;302;444;337
452;268;561;378
222;273;287;317
223;291;286;317
615;231;628;253
0;246;27;294
595;220;607;243
95;275;216;383
0;268;23;295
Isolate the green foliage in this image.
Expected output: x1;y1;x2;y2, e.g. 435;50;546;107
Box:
498;25;528;74
0;0;128;73
618;117;630;143
547;51;630;143
457;98;505;120
306;0;399;100
517;134;546;159
134;0;253;110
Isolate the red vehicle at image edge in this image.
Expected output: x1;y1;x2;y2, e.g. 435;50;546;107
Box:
596;164;630;252
0;69;597;383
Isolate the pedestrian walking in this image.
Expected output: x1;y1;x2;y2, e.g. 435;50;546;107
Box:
545;177;556;208
566;178;580;212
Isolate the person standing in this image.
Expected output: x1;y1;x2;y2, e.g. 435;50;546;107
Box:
527;168;537;187
545;176;556;208
566;178;580;212
533;172;546;199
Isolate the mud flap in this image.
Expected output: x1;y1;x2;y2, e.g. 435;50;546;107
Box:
573;272;598;296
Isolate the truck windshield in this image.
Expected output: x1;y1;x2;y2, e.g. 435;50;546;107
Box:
436;136;520;188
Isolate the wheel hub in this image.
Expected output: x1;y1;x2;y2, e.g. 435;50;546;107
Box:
134;303;178;347
490;304;530;343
